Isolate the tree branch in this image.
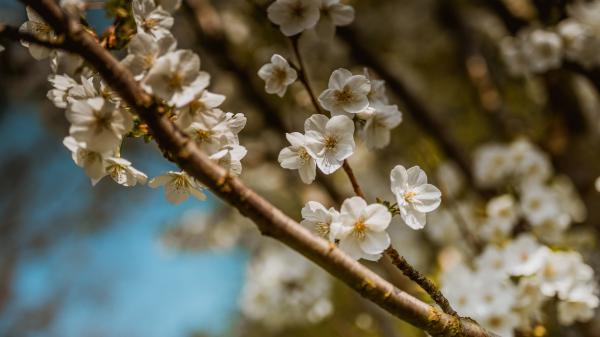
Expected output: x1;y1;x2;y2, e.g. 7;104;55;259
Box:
385;246;458;317
18;0;497;335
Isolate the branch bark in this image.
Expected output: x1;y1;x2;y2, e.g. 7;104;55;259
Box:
15;1;497;336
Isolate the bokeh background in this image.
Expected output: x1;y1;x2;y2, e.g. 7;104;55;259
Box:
3;0;600;336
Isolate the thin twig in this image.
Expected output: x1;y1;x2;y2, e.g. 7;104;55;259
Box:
385;246;458;317
289;35;324;115
342;160;365;198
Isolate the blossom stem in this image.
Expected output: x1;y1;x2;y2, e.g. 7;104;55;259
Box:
342;160;365;198
384;246;458;317
289;35;324;115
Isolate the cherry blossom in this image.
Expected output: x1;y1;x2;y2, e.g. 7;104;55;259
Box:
258;54;298;97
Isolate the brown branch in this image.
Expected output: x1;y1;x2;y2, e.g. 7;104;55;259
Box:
289;35;324;115
18;0;497;335
342;160;365;199
384;246;458;317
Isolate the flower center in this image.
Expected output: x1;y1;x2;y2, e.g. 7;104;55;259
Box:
324;135;337;150
143;54;155;69
173;174;190;190
189;99;207;113
291;3;305;18
93;110;113;132
334;87;354;103
352;218;367;240
143;18;158;30
298;148;310;163
195;128;214;143
169;72;184;90
273;67;288;84
315;222;330;237
403;191;417;202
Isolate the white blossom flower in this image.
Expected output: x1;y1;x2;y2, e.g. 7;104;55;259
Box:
390;165;441;229
568;0;600;35
142;50;210;107
258;54;297;97
174;90;225;128
487;194;519;226
357;103;402;149
330;197;391;261
520;184;563;226
364;69;388;105
475;246;510;277
121;32;177;81
267;0;321;36
315;0;355;38
558;283;599;325
63;136;110;185
301;201;339;239
104;157;148;187
507;139;552;184
183;108;246;153
209;144;247;176
304;114;355;174
149;171;207;204
318;68;371;117
500;36;531;77
47;74;79;109
132;0;174;39
480;312;520;337
19;7;57;60
473;143;511;188
278;132;317;184
66;97;133;152
534;249;594;298
504;234;546;276
523;29;563;73
240;245;332;330
557;19;600;68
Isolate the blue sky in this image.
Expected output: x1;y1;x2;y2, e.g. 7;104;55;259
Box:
0;104;246;336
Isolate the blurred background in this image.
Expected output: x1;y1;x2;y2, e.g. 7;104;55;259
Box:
3;0;600;336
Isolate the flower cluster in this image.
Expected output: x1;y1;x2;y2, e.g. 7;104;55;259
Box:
267;0;354;37
471;139;584;243
240;244;333;330
430;138;597;335
274;66;401;183
300;165;440;261
442;234;598;336
22;0;248;204
501;0;600;75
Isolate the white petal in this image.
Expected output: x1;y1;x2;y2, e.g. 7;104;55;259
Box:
359;231;390;255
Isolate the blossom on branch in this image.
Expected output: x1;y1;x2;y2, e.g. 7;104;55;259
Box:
258;54;297;97
330;196;391;261
267;0;321;37
318;68;371;117
149;171;207;204
278;132;317;184
304;114;355;174
390;165;441;230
